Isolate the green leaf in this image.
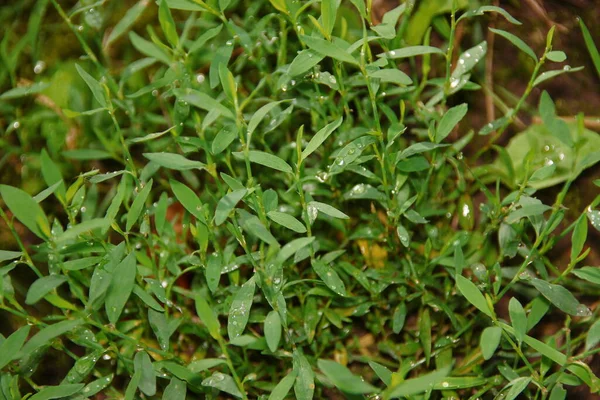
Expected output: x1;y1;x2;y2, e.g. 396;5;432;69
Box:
29;384;84;400
269;371;297;400
458;6;521;24
106;0;148;46
369;69;412;85
40;149;65;201
0;250;22;262
571;215;588;263
321;0;337;37
533;66;584;87
215;189;247;226
529;164;556;183
195;295;221;339
380;46;445;59
158;0;179;47
504;377;531;400
174;89;235;119
188;358;227;373
312;260;347;296
247;100;290;138
546;51;567;62
267;211;306;233
384;366;451;398
0;325;30;369
456;275;493;317
505;204;552;224
54;218;111;244
126;179;153;231
228;277;256;340
288;50;324;77
212;125;238;154
0;81;50;100
587;209;600;231
573;266;600;285
19;319;83;357
25;275;67;305
529;278;591;317
124;370;141;400
508;297;527;344
143;152;206;171
432;376;487;390
549;384;567;400
586;319;600;351
133;285;163;312
277;237;316;263
129;31;171;64
317;359;378;394
420;308;432;363
189;24;223;53
75;64;108;108
148;309;171;350
451;41;487;79
202;373;243;398
579;17;600;78
238;210;279;246
300;35;358;65
436;103;468;143
170;179;205;221
369;361;392;386
293;349;315;400
265;310;282;352
105;252;137;324
134;351;156;396
0;184;51;239
83;375;114;397
241;150;293;173
480;326;502;360
308;201;349;219
490;28;537;61
301;117;343;161
392;302;407;334
206;252;222;293
162;377;186;400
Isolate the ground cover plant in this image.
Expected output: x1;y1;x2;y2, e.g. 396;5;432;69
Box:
1;0;600;398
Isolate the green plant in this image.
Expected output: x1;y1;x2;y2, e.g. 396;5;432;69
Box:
1;0;600;399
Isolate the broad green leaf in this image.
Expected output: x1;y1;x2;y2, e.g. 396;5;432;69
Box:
106;0;148;46
321;0;337;37
170;180;205;221
451;41;487;79
206;252;222;293
379;46;445;59
174;89;235;119
312;260;347;296
126;179;153;231
504;377;531;400
490;28;537;61
369;69;412;85
509;297;527;344
75;64;108;108
264;310;282;352
195;295;221;339
456;275;493;317
269;371;297;400
209;42;233;89
432;376;487;390
202;373;243;398
308;201;349;219
529;164;556;183
134;351;156;396
396;142;449;161
480;326;502;360
228;277;256;340
19;319;83;356
549;384;567;400
0;250;22;262
158;0;179;47
54;218;110;244
133;285;163;312
188;358;227;373
529;278;591;316
238;210;279;246
0;325;30;369
505;204;552;224
301;117;343;161
587;209;600;231
392;302;407;334
212;125;238;154
237;150;293;173
29;384;84;400
144;152;206;171
148;309;171;350
384;366;451;398
573;266;600;285
329;136;378;175
124;370;141;400
288;50;324;77
436;104;468;143
25;275;67;305
105;252;137;324
162;377;186;400
0;81;50;100
458;6;521;24
215;189;247;226
129;31;171;64
369;361;392;386
533;66;584;87
586;319;600;351
546;51;567;62
83;375;114;397
277;237;316;263
527;296;551;331
317;359;378;394
579;18;600;78
267;211;306;233
300;35;358;65
293;350;315;400
189;24;223;53
0;184;51;239
62;149;112;160
40;149;65;201
247;100;290;137
571;215;588;263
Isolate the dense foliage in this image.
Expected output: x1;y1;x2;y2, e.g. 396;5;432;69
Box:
1;0;600;399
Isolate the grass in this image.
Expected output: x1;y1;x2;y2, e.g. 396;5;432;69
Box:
1;0;600;399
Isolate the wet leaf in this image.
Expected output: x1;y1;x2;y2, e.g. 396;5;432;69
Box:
269;371;297;400
267;211;306;233
202;372;243;398
195;295;221;340
384;366;450;398
529;278;591;316
134;351;156;396
509;297;527;344
126;179;153;231
301;117;343;161
490;28;536;61
29;384;84;400
456;275;493;317
293;350;314;400
143;153;206;171
312;259;347;296
162;377;186;400
228;277;256;340
436;104;468;143
265;310;282;352
480;326;502;360
215;189;247;226
0;326;30;369
317;359;378;394
105;252;137;324
0;184;51;239
25;275;67;305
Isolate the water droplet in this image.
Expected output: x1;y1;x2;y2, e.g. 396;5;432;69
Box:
161;280;168;288
459;59;465;65
290;79;296;86
213;372;225;381
33;61;46;74
465;52;471;58
457;152;463;160
226;40;233;46
12;121;20;129
329;76;337;84
281;84;288;92
442;381;449;388
80;206;87;213
563;65;571;71
389;50;396;56
351;184;366;195
77;25;84;32
152;90;159;97
576;304;591;317
450;78;459;88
